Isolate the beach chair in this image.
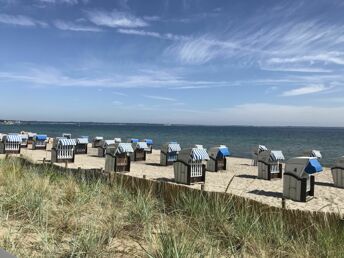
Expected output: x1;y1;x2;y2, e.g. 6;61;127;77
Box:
20;133;28;148
92;136;104;148
258;150;284;180
114;138;122;143
160;142;181;166
173;145;209;185
97;140;115;157
0;134;21;154
131;141;150;161
283;157;323;202
206;145;230;172
252;145;268;166
75;137;89;154
27;132;37;144
143;139;153;153
51;138;76;163
32;135;48;150
105;143;134;172
331;156;344;188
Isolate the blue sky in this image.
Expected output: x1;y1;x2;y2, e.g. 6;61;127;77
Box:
1;0;344;126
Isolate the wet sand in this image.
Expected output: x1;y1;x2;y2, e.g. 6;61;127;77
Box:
3;143;344;215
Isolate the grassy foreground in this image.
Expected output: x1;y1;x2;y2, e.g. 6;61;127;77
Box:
0;158;343;257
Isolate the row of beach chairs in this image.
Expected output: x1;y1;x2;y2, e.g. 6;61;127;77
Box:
1;132;344;203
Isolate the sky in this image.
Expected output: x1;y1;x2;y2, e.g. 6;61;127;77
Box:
1;0;344;126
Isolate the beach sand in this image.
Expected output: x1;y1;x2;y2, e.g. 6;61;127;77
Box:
4;144;344;215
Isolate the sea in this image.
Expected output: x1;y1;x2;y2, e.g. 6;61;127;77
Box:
1;122;343;166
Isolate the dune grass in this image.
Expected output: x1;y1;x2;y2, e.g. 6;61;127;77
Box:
0;157;343;257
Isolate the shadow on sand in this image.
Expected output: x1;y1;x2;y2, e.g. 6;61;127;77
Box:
248;189;282;198
315;181;334;187
236;174;257;179
156;177;175;183
145;162;163;167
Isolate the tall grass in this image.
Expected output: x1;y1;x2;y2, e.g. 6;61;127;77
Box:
0;157;343;257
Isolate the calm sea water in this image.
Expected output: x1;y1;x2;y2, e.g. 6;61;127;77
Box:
1;123;343;166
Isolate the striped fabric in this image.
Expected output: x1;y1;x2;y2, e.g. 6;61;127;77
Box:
117;143;134;154
59;139;76;146
311;150;322;159
77;138;89;144
104;140;115;146
270;150;285;161
259;145;268;151
168;143;181;152
6;135;22;142
191;148;209;161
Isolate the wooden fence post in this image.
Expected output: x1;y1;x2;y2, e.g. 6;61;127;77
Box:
201;184;205;191
282;197;286;209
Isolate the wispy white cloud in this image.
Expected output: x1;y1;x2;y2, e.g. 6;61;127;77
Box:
143;15;160;21
112;91;127;96
282;85;332;96
0;13;48;27
117;28;186;40
0;65;233;89
266;53;344;66
117;29;160;38
143;95;176;101
86;9;148;28
260;65;332;73
112;100;123;105
54;20;102;32
166;37;229;65
36;0;82;5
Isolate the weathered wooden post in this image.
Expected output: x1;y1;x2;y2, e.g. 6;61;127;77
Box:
282;197;286;209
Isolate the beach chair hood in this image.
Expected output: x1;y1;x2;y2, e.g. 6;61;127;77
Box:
134;142;150;151
35;135;47;141
6;134;22;143
270;150;285;161
178;147;209;163
58;138;76;146
209;145;230;159
77;138;89;144
144;139;153;145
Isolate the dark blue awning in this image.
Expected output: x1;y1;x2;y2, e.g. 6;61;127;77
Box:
144;139;153;144
217;147;230;158
305;159;323;174
36;135;47;141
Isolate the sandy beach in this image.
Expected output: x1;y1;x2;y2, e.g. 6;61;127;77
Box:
3;143;343;215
